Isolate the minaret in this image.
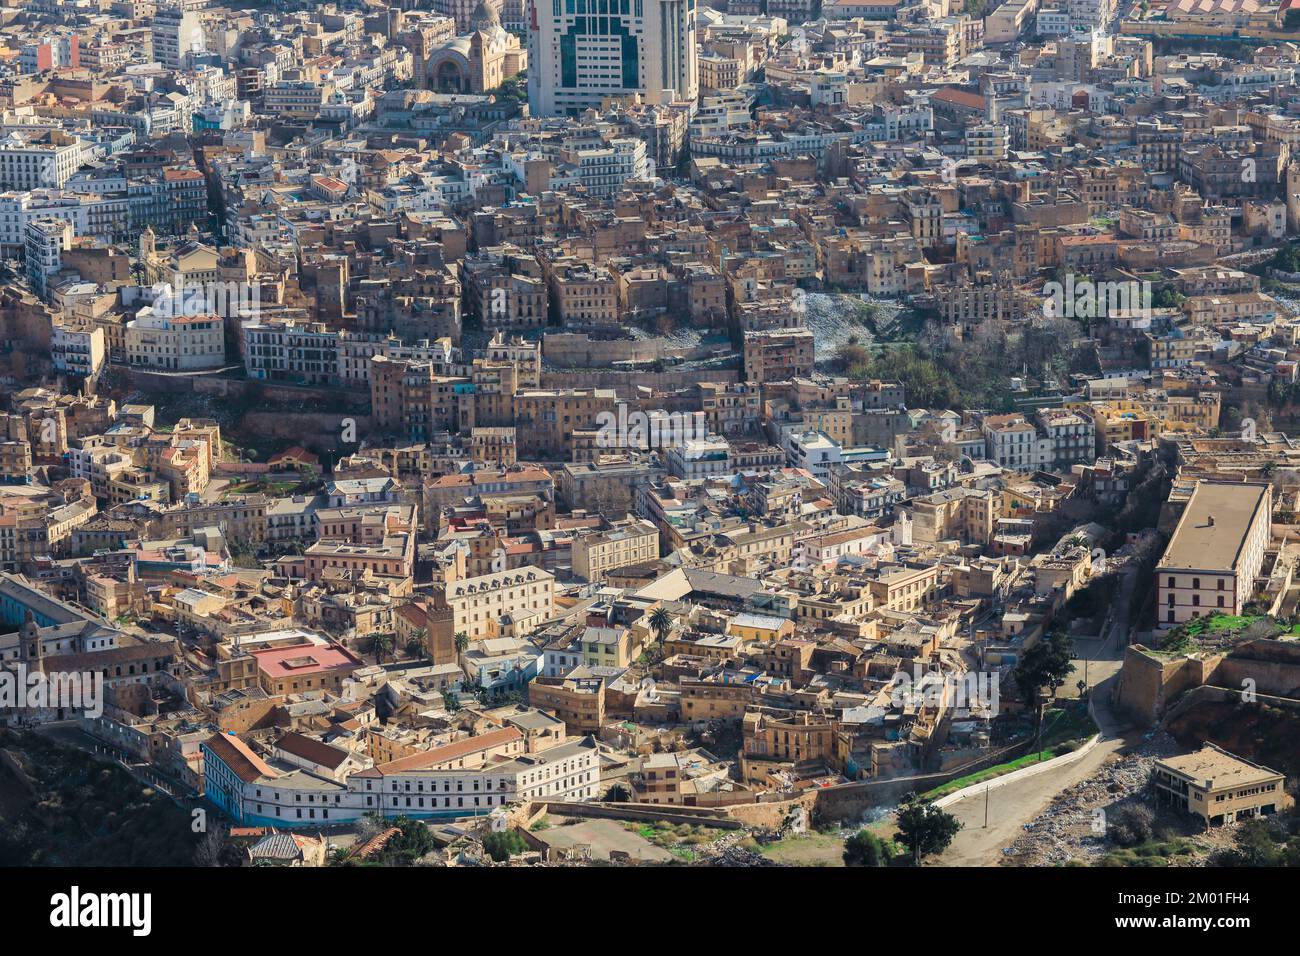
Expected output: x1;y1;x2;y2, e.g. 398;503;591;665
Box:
139;225;156;263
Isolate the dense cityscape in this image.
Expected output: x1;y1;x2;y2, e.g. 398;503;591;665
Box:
0;0;1297;906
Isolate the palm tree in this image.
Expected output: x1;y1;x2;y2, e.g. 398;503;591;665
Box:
648;606;673;646
373;631;395;664
403;624;428;660
454;631;470;654
605;783;631;802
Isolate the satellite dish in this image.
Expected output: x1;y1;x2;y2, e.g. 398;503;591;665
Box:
640;677;657;701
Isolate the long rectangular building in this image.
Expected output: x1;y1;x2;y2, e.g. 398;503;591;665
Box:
201;731;599;827
1156;481;1271;628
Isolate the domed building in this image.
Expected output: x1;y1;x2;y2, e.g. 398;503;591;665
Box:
425;0;526;95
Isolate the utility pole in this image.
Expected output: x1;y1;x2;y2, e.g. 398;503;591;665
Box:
984;783;989;828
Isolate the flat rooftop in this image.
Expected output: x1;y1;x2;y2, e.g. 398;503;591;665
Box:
1157;744;1283;790
1158;481;1268;573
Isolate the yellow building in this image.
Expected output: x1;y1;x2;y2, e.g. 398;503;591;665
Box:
571;517;659;583
867;565;938;613
1153;744;1291;827
528;672;605;735
437;566;555;639
726;612;796;644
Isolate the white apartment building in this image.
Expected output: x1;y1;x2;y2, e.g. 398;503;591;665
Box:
67;444;134;500
0;189;131;249
1036;409;1097;468
357;736;602;817
206;733;600;827
1066;0;1112;29
1035;7;1071;33
983;416;1054;473
243;320;342;385
51;323;106;382
264;80;332;117
966;123;1010;162
782;430;843;481
528;0;699;116
23;217;70;299
0;132;82;190
668;435;731;479
558;137;650;197
690;91;753;139
151;6;205;70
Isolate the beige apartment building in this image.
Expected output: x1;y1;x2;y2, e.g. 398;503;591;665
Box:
1153;744;1291;827
528;672;605;735
550;264;618;325
513;389;618;460
436;565;555;639
868;565;940;613
124;312;226;371
742;329;815;384
572;517;659;582
1156;481;1271;627
911;487;998;546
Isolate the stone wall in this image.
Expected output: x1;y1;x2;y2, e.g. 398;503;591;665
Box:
542;333;732;367
540;368;740;397
1115;645;1218;728
1210;639;1300;699
535;799;743;829
1115;639;1300;728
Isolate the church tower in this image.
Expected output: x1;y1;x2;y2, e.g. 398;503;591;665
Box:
18;610;42;670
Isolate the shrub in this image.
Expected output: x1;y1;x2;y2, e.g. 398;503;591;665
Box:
1108;804;1155;848
482;829;527;862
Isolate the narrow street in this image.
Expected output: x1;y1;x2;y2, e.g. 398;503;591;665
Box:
934;615;1136;866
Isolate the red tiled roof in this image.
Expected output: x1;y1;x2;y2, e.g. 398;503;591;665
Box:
931;88;985;110
276;731;350;770
204;732;279;783
366;726;523;776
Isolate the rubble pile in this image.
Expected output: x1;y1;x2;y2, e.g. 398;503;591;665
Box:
1003;732;1181;866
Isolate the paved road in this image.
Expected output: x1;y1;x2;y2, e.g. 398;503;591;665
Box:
201;477;232;501
934;623;1136;866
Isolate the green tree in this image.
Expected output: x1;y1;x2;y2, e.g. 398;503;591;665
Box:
896;798;962;865
842;829;892;867
454;631;470;654
482;829;528;862
1014;629;1075;710
605;783;631;802
406;627;428;659
1150;284;1185;310
648;606;673;645
373;631;395;664
383;817;435;864
1210;818;1296;866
